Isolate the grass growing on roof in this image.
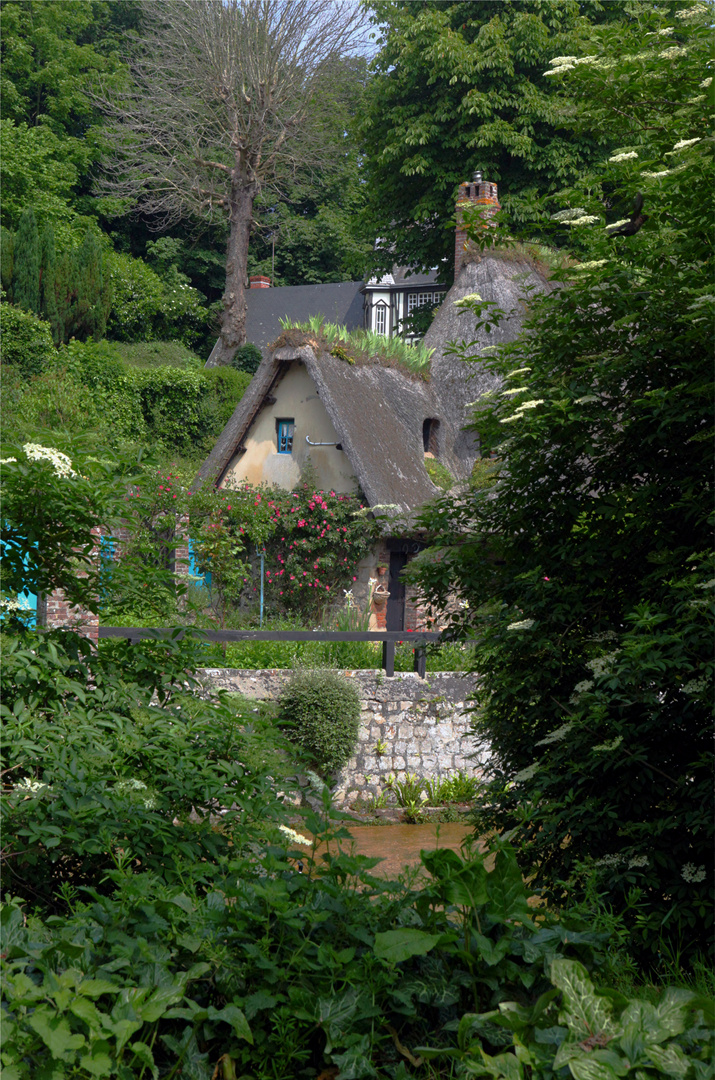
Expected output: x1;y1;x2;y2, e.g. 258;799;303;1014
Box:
277;314;434;377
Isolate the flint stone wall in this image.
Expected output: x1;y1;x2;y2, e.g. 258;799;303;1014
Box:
199;668;488;805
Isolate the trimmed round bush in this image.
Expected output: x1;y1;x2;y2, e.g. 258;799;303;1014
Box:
278;667;361;775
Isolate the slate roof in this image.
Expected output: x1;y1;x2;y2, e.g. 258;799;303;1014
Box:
195;339;441;519
246;282;364;354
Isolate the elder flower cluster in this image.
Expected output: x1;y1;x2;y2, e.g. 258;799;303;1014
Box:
23;443;76;478
279;824;312;847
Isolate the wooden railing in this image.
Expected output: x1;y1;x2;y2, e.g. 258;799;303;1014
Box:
98;628;442;678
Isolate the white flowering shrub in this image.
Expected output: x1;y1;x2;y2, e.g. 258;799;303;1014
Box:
410;1;713;965
106;251;211;348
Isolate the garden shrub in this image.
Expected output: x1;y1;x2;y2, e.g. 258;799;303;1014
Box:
231;341;263;374
105;250;210;349
278;667;361;774
0;301;55;375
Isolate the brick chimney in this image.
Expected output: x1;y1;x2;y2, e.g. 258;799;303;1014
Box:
249;275;271;289
454;171;500;277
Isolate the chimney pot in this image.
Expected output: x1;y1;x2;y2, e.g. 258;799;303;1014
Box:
249;275;271;289
454;173;500;278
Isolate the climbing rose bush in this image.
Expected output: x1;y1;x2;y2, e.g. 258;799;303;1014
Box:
262;482;379;617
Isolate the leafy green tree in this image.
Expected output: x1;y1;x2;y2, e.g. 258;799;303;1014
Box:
411;3;713;963
0;0;134;187
12;207;40;313
359;0;635;277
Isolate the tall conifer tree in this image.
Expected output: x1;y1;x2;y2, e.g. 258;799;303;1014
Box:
13;209;40;313
39;226;61;345
1;228;14;300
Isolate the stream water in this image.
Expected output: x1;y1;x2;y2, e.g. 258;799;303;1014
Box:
334;822;478;878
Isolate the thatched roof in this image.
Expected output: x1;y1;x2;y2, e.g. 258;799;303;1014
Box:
195;339;442;519
425;252;554;474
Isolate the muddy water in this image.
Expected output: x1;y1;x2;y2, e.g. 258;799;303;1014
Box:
336;822;479;878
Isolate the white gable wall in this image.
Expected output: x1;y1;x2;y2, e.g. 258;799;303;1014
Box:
221;361;359;494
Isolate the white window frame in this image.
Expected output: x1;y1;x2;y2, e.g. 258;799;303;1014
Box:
374;302;388;336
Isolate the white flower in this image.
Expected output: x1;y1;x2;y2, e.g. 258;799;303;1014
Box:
605;219;631;232
16;777;50;794
682;678;706;695
592;736;624;752
609;151;639;162
573;679;595;696
574;395;599;404
595;853;624;867
678;2;712;15
641;169;672;178
453;293;483;307
0;457;17;464
507;618;535;631
568;215;600;226
513;763;539;783
502;387;530;396
681;863;706;883
700;77;713;88
506;367;532;377
628;855;649;868
499;414;524;424
660;45;688;59
548;56;577;66
697;578;715;588
551;208;588;222
575;260;607;270
586;650;621;676
279;824;312;847
536;722;575;746
516;399;545;411
23;443;76;478
650;26;675;35
0;597;24;612
544;65;573;75
672;137;701;150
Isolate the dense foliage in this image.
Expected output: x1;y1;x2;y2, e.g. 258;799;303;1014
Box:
359;0;630;277
278;667;362;774
2;422;712;1079
410;3;714;964
1;336;249;466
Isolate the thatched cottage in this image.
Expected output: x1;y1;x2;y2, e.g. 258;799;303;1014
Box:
196;175;553;630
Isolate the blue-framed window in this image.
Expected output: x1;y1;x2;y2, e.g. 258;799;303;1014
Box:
277;419;294;454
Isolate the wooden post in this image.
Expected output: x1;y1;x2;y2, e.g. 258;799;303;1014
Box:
413;645;426;679
382;639;395;677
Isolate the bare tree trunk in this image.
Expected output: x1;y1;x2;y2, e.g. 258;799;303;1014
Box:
206;181;255;368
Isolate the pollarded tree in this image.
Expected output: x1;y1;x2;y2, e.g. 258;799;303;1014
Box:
97;0;366;367
411;3;714;963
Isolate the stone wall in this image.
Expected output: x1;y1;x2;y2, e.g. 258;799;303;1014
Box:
199;668;488;806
